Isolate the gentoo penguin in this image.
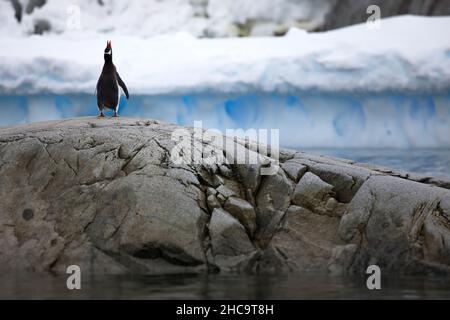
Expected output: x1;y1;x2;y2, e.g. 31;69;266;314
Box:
96;40;129;117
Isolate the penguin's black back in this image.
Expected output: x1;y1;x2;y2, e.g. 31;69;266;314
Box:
96;63;119;110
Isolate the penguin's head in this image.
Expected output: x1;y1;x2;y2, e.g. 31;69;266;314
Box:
104;40;112;62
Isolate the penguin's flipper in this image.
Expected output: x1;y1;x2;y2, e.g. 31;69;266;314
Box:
116;72;129;99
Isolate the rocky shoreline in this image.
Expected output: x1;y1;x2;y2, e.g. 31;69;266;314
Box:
0;118;449;276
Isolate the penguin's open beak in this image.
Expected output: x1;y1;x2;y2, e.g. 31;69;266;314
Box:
104;40;112;55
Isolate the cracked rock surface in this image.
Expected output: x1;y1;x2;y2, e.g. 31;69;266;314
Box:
1;117;450;275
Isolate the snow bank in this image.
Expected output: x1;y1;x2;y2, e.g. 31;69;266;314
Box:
8;0;206;37
0;0;332;38
0;15;449;95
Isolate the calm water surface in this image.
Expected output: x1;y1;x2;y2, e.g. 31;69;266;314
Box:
304;149;450;179
1;273;449;300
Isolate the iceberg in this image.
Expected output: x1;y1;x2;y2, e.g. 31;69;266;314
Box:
0;15;449;148
1;91;449;148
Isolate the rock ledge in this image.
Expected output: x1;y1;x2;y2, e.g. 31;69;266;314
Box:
1;118;449;275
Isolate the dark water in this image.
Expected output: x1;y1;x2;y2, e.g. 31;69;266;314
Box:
304;148;450;180
1;273;449;300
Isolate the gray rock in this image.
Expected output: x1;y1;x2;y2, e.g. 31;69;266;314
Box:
26;0;46;14
207;194;221;211
216;193;226;205
33;19;51;35
292;172;335;213
208;208;256;270
216;184;237;199
255;170;294;246
236;164;261;194
321;0;450;32
327;244;358;275
260;205;343;273
1;118;450;276
218;164;233;178
325;198;338;211
292;154;372;203
198;168;222;187
223;197;256;236
0;118;208;274
280;161;307;182
206;187;217;197
339;175;450;274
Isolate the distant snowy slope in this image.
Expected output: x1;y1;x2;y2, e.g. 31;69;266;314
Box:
0;15;449;95
0;0;333;37
3;0;449;37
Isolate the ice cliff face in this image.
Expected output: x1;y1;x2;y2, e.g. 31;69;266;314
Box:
2;0;450;38
2;92;449;148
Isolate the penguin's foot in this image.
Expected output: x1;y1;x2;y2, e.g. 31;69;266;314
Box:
112;111;119;118
97;113;105;118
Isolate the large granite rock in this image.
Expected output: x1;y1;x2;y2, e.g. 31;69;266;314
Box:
1;117;450;276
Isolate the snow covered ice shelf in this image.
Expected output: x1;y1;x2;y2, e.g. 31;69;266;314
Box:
1;16;449;95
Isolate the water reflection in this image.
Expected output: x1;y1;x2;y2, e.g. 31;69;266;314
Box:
1;273;449;300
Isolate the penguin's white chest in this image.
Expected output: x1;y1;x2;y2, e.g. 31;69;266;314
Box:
115;81;120;111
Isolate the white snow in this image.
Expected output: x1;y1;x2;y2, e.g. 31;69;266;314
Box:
206;0;332;36
0;0;332;38
0;0;22;38
0;15;449;95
